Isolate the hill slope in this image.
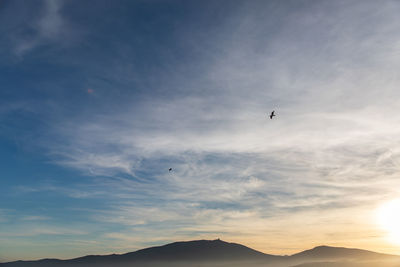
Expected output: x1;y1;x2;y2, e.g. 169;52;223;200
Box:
68;239;279;264
0;239;279;267
291;245;398;260
2;240;400;267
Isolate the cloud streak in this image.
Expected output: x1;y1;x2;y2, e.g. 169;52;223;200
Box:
3;0;400;260
0;0;66;56
29;0;400;255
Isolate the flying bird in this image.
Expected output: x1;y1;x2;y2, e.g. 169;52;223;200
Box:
269;110;276;119
169;168;172;172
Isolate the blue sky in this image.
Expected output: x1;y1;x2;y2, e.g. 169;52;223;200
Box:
2;0;400;262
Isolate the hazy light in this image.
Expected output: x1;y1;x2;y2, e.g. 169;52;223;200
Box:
378;199;400;245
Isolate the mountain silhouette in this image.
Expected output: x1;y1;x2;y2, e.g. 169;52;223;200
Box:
118;239;277;261
291;245;397;260
1;240;400;267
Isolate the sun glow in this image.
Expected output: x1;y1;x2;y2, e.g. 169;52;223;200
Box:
378;199;400;244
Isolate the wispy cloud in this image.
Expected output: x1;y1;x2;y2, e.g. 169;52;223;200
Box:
3;0;400;260
0;226;87;238
1;0;67;56
0;209;13;223
21;216;51;221
26;0;400;254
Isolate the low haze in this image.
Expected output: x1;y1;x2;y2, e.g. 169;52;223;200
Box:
1;0;400;263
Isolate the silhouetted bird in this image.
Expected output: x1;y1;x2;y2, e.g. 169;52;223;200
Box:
269;110;275;119
169;168;172;172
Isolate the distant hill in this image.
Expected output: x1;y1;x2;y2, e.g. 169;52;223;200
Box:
66;239;280;265
118;239;278;261
2;239;400;267
291;245;398;260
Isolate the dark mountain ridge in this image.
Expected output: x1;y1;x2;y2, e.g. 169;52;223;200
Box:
2;239;399;267
291;245;398;260
66;239;279;265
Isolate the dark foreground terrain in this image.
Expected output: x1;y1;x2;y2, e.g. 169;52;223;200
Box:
2;239;400;267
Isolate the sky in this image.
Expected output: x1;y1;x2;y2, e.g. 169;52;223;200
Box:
2;0;400;262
